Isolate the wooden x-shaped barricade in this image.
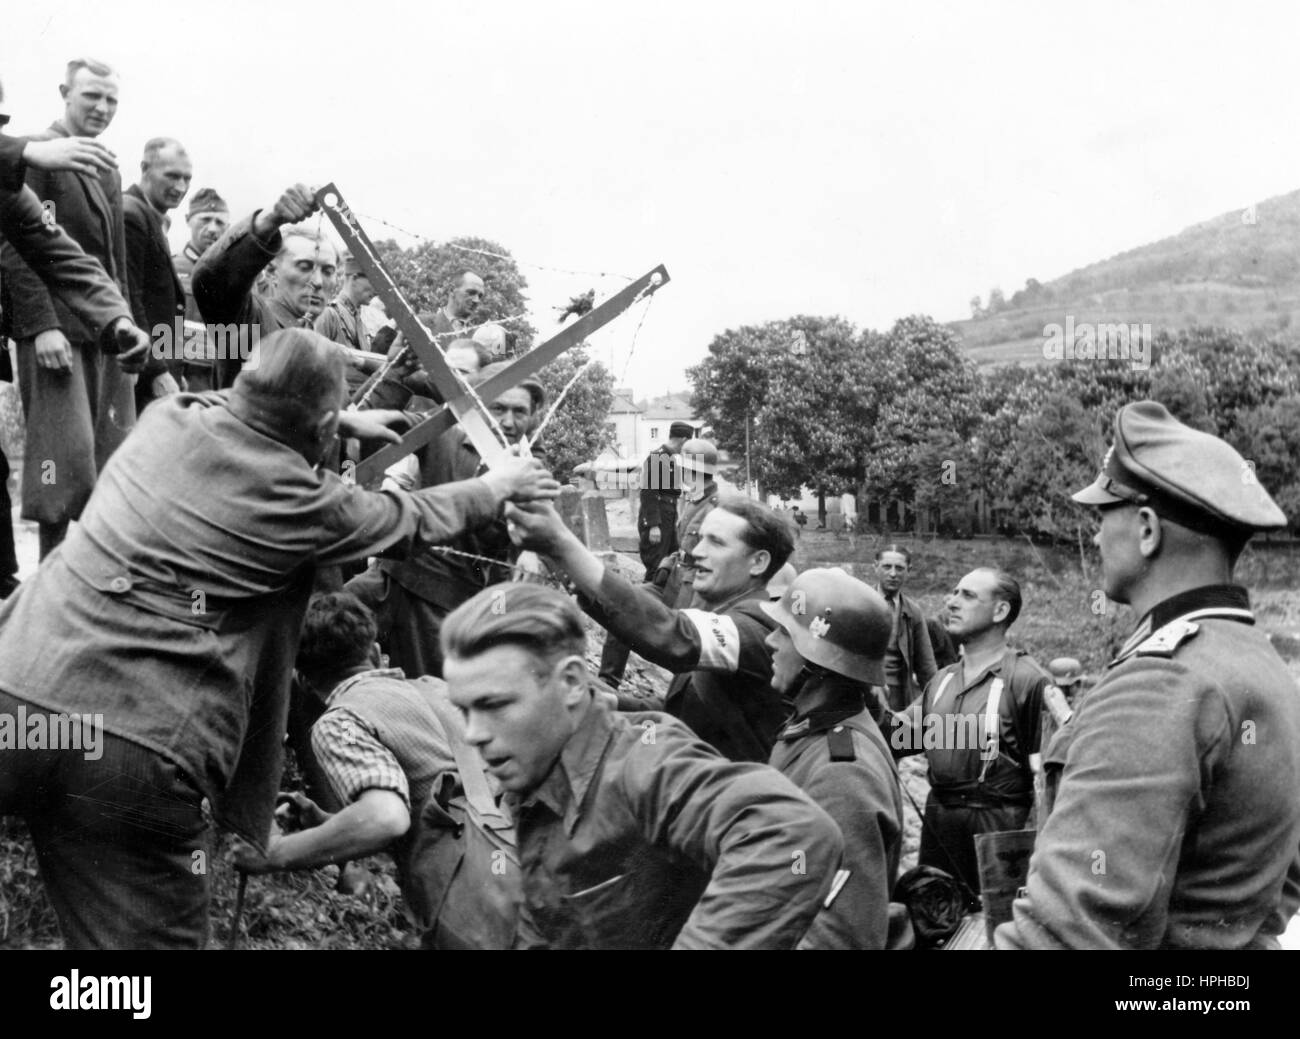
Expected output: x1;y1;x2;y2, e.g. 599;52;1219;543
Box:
314;185;670;486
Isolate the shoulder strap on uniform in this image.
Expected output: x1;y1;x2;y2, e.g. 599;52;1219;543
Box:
425;693;511;829
827;724;856;762
927;668;957;711
1133;618;1201;658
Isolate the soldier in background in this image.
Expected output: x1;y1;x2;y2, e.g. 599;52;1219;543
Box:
658;438;720;609
314;253;375;395
997;402;1300;949
171;187;229;392
1046;656;1086;709
597;420;691;688
639;421;691;573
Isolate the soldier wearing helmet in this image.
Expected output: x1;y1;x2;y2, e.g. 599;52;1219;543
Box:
762;568;904;949
657;437;720;609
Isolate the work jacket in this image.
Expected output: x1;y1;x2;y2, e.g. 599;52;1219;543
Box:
0;393;499;847
509;697;843;949
580;570;788;762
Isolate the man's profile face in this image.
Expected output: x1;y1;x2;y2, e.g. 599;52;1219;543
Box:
691;509;764;603
489;386;534;444
445;644;577;795
351;273;376;306
875;551;909;596
1094;503;1140;605
764;625;804;694
449;274;485;320
141;146;193;213
61;68;119;138
274;236;338;320
189;210;229;253
944;569;1004;642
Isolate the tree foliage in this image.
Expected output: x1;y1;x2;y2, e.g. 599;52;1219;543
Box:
691;315;1299;537
752;318;879;499
370;235;617;483
373;236;538;353
532;346;615;484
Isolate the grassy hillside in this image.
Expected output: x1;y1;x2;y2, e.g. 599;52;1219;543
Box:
951;189;1300;365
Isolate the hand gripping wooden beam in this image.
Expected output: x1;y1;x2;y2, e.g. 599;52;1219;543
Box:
313;183;670;486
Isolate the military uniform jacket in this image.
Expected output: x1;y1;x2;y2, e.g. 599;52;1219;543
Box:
770;676;904;950
659;480;719;608
508;698;843;949
638;446;680;530
580;569;788;762
996;585;1300;950
314;294;371;395
172;243;218;374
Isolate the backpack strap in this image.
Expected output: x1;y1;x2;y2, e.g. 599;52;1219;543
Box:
426;692;511;829
976;649;1021;784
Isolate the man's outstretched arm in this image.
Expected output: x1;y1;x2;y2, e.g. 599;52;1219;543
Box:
507;501;747;676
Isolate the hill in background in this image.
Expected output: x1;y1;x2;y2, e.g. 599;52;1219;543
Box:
950;189;1300;365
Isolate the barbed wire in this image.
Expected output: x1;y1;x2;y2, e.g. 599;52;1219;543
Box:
423;543;567;588
354;210;635;283
348;204;659;450
527;292;656;451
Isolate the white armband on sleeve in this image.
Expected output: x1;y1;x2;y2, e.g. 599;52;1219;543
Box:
680;609;742;672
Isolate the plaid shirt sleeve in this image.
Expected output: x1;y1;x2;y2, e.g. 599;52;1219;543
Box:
311;708;411;809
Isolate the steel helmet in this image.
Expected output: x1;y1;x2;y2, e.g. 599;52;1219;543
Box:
761;567;891;684
1047;657;1086;687
677;438;718;475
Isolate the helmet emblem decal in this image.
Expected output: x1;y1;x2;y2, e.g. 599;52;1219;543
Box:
808;616;831;639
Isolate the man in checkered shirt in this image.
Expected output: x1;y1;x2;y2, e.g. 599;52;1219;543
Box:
234;592;460;891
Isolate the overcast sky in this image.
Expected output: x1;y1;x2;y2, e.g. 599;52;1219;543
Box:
3;1;1297;396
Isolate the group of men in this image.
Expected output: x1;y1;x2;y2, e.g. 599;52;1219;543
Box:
0;56;1299;952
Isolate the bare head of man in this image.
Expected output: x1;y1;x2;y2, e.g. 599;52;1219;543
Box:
443;584;591;796
229;328;346;466
139;137;192;215
273;225;339;321
448;272;485;321
60;58;119;138
944;567;1021;646
473;361;545;444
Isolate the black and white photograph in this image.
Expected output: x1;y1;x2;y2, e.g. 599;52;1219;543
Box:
0;0;1296;1001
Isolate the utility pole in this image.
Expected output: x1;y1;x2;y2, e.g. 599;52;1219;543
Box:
745;409;753;498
